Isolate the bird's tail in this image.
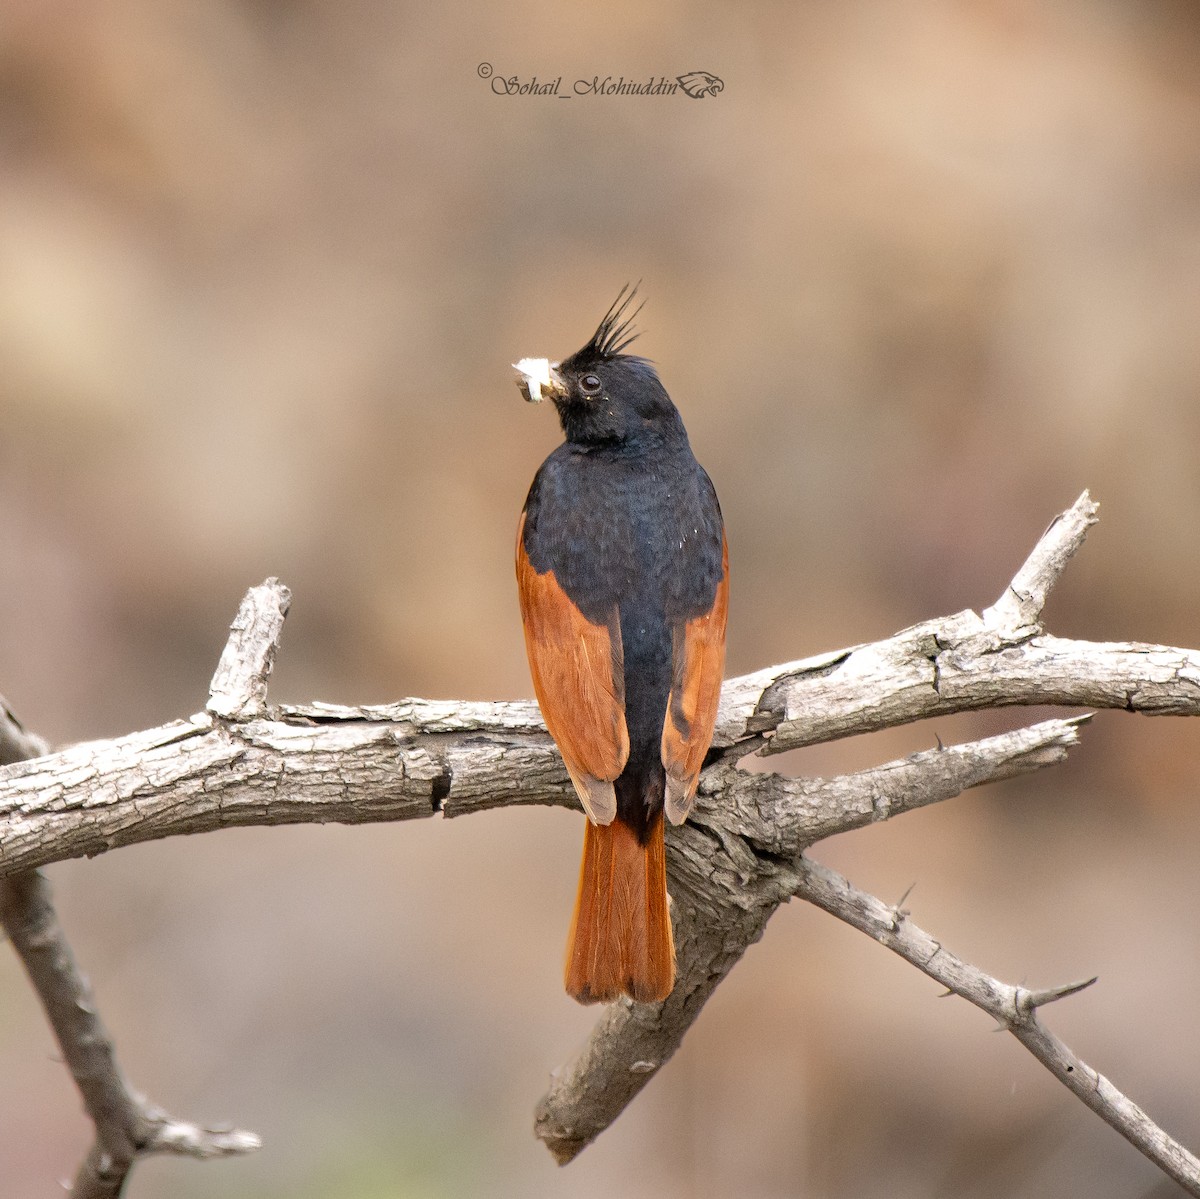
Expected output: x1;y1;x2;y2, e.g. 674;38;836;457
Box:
564;812;675;1004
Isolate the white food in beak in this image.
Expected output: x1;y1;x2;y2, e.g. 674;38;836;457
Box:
514;357;557;403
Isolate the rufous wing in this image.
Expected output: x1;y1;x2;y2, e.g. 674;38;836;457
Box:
662;531;729;825
516;513;628;824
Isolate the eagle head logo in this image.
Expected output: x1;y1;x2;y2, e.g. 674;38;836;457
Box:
677;71;724;99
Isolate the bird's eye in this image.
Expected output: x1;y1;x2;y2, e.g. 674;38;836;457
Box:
579;374;603;396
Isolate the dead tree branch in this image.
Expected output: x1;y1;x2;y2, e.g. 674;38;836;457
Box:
532;716;1086;1162
792;856;1200;1197
4;491;1200;1194
0;703;260;1198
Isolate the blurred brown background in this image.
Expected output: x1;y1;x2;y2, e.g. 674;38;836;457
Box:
3;2;1200;1196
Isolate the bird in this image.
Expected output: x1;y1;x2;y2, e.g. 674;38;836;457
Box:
513;287;728;1004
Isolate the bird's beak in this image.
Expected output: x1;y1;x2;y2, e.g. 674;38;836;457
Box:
514;358;567;404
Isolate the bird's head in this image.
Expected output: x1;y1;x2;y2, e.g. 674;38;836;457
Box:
514;286;683;449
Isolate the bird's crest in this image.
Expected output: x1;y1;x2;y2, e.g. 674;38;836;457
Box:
579;284;645;361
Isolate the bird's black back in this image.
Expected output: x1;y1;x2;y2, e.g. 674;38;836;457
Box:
521;435;725;836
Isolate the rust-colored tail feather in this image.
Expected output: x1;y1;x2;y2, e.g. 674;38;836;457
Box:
564;813;675;1004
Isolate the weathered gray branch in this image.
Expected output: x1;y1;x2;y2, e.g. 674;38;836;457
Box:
531;490;1200;1190
692;713;1091;855
206;578;291;719
7;494;1200;884
792;856;1200;1198
0;704;259;1198
5;489;1200;1195
533;716;1088;1162
535;818;797;1163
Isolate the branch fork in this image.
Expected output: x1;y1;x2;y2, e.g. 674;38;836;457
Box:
0;860;260;1199
6;490;1200;1195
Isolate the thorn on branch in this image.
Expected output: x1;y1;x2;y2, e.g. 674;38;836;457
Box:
1017;976;1100;1017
